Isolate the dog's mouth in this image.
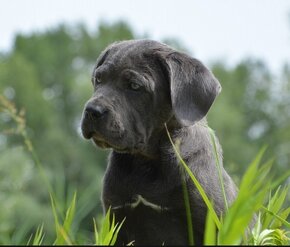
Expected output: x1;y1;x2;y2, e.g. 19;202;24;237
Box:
82;125;146;154
81;124;124;151
92;137;110;149
91;134;128;152
91;134;148;155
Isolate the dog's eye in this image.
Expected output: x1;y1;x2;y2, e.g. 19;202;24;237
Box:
92;72;102;86
95;74;101;84
129;82;142;91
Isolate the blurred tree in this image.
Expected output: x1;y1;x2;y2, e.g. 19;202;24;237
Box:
208;59;290;178
208;62;256;179
0;147;53;244
0;20;135;243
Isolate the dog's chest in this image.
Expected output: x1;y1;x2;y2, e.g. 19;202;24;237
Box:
102;152;182;212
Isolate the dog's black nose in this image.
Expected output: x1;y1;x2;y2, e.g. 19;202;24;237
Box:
85;104;108;119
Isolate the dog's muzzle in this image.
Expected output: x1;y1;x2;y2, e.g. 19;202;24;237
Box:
81;102;108;139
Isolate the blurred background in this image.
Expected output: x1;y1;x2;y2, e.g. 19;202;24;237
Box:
0;0;290;244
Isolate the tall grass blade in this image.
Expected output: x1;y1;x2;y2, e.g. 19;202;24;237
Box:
174;136;194;245
63;192;77;240
50;192;76;245
218;149;270;245
93;218;99;244
109;218;126;246
56;225;73;245
261;206;290;229
272;207;290;228
50;193;63;245
207;126;228;211
181;171;194;245
27;224;45;246
102;215;119;245
204;209;217;245
99;207;112;244
32;224;45;246
219;191;267;245
238;147;267;192
258;185;290;232
95;207;126;245
165;124;221;230
251;212;262;245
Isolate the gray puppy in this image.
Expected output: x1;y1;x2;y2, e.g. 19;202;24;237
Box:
81;40;237;245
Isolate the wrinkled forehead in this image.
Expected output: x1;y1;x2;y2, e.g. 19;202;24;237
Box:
102;41;150;67
93;40;165;77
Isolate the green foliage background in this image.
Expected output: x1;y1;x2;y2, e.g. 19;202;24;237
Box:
0;20;289;244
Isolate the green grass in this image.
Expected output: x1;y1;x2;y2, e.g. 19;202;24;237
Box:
27;192;124;246
166;124;290;246
1;95;289;245
27;224;45;246
93;207;125;246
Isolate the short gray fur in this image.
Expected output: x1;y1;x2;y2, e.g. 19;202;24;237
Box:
81;39;237;245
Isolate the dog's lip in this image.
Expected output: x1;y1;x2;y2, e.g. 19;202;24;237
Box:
89;133;143;153
92;135;109;146
92;134;127;152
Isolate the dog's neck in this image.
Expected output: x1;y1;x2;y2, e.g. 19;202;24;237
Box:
133;117;209;160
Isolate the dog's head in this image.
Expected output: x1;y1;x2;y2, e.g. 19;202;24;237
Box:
81;40;221;155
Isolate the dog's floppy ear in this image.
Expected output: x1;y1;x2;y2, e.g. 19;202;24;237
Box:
158;50;221;126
